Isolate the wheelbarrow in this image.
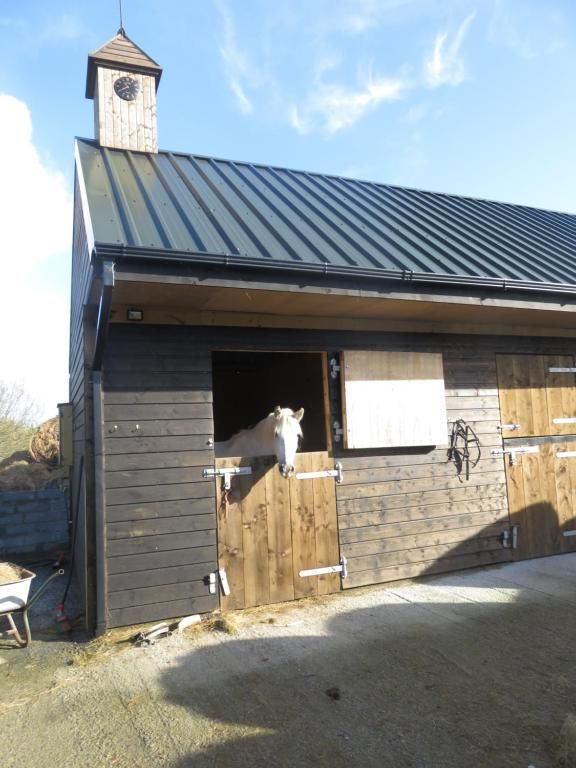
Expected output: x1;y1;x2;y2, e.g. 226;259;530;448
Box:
0;563;65;647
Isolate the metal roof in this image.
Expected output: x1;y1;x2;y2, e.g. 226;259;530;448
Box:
76;138;576;291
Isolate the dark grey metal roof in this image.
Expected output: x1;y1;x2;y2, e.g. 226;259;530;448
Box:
76;138;576;291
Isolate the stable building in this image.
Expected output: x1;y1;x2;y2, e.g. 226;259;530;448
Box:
70;29;576;632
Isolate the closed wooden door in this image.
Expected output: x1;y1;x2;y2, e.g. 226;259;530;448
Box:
496;354;576;438
496;354;576;559
215;451;340;610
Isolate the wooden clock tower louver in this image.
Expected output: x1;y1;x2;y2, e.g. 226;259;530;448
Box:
85;28;162;153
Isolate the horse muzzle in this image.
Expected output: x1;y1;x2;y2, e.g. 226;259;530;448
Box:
279;463;295;478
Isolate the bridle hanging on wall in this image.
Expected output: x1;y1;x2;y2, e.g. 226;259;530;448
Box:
447;419;481;482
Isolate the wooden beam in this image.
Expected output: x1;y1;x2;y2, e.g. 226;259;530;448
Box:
111;304;576;338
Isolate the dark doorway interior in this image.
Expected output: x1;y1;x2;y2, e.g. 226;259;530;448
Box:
212;351;327;453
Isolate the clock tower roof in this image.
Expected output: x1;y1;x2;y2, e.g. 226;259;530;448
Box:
85;28;162;100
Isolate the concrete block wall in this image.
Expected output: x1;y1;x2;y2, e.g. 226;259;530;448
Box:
0;488;70;557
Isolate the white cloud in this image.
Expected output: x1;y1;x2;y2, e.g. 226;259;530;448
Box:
0;94;71;420
214;0;261;114
291;68;410;136
425;12;476;88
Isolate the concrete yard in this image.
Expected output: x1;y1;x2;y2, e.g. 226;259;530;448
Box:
2;555;576;768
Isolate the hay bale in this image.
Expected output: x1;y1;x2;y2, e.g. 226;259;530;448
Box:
29;417;59;465
0;460;66;491
0;450;32;470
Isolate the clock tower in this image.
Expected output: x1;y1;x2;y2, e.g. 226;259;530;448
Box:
85;28;162;153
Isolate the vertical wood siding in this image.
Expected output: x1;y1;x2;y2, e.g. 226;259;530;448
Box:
96;68;158;153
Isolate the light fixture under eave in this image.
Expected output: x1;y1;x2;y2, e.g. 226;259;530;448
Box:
127;308;144;321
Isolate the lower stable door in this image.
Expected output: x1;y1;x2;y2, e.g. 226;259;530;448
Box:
214;452;342;610
503;437;576;560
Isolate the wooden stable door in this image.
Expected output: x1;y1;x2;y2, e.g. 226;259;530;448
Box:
215;452;341;610
496;354;576;559
496;354;576;438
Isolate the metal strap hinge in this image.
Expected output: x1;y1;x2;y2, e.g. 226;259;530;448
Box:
299;555;348;580
490;445;539;466
549;367;576;373
295;462;343;483
203;466;253;490
498;423;520;432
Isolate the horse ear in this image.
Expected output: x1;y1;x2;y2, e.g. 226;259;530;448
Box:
274;405;282;417
294;408;304;422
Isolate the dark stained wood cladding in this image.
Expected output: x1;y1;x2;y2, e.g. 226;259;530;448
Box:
70;181;95;627
100;324;576;623
101;330;218;627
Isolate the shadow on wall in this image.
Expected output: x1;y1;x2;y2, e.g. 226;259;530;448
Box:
157;554;576;768
415;500;576;585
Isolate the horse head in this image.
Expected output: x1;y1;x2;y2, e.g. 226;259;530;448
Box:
272;405;304;478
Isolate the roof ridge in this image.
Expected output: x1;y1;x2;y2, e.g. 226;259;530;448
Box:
75;137;576;220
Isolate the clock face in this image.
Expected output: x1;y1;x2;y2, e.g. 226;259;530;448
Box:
114;75;140;102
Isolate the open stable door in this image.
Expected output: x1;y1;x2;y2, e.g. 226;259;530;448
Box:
214;452;342;610
496;354;576;559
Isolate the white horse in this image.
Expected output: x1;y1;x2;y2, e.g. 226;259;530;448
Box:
215;406;304;477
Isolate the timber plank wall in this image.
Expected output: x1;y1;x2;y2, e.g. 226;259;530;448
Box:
69;181;94;624
336;349;511;589
102;333;219;627
100;324;576;626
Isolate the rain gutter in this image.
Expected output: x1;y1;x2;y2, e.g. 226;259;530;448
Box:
92;244;576;300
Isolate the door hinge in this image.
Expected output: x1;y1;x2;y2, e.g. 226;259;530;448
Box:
295;462;343;483
332;420;344;443
299;555;348;580
549;367;576;373
498;423;521;433
329;357;341;379
500;525;519;549
203;465;253;490
490;445;539;466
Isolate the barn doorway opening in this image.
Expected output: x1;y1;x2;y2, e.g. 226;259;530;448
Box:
212;351;328;453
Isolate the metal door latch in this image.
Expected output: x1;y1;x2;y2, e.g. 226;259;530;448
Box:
295;462;343;483
329;357;341;379
500;525;519;549
218;568;230;596
490;445;539;466
299;555;348;580
203;466;253;490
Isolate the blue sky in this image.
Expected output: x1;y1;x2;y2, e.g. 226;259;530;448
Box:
1;0;575;420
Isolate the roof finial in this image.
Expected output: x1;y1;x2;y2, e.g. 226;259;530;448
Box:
118;0;126;36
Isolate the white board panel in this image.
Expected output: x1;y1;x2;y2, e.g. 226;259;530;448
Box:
341;350;448;449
